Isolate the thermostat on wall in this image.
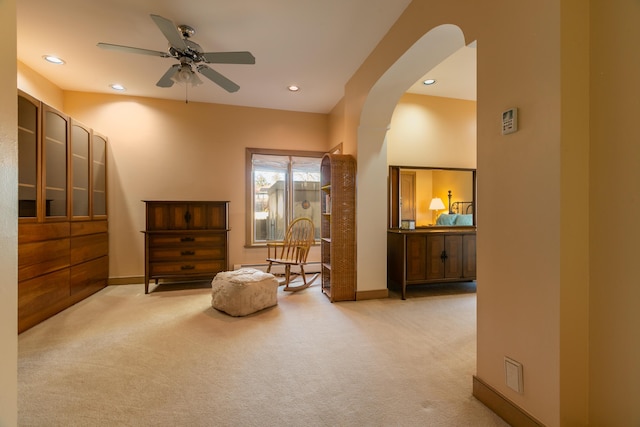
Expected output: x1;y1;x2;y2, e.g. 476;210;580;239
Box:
502;107;518;135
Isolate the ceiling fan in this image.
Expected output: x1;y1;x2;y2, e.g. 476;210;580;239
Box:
97;14;255;93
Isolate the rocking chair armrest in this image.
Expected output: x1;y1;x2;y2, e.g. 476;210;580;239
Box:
266;241;284;258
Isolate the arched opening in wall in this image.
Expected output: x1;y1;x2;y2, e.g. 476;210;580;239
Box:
356;24;477;294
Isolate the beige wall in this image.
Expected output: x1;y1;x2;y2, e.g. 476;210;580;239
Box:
60;91;328;279
17;61;64;111
0;0;18;425
559;1;590;423
388;93;476;168
589;0;640;424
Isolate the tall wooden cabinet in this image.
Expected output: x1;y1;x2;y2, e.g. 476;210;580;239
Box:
320;154;356;302
18;90;109;333
143;201;229;294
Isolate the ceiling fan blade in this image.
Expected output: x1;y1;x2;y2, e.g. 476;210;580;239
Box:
156;64;180;87
197;64;240;92
201;51;256;64
97;42;169;57
150;14;187;51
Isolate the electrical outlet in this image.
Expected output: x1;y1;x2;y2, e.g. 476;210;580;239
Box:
504;357;524;393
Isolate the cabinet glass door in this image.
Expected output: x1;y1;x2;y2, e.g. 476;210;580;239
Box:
92;134;107;217
18;94;39;218
43;108;68;218
71;122;90;217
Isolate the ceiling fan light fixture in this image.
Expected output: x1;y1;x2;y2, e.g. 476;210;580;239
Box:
191;72;203;86
172;63;202;86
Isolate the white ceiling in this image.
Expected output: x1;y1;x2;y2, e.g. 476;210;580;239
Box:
406;43;476;101
17;0;475;114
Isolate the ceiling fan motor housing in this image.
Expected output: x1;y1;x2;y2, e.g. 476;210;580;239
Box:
178;24;195;38
169;39;204;63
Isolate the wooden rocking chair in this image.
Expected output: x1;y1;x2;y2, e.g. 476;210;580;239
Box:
266;217;318;291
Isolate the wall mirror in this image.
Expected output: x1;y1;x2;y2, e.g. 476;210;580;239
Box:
388;166;476;228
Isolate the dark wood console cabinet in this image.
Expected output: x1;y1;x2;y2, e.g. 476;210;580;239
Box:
143;201;229;294
387;228;476;299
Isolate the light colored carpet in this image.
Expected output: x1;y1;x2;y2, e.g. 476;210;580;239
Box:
18;280;509;426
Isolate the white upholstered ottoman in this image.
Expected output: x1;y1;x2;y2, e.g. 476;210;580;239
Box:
211;268;279;316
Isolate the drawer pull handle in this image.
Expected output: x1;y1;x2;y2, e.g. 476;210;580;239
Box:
181;265;195;270
181;237;195;242
181;250;195;256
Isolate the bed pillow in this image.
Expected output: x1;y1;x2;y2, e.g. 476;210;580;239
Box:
454;214;473;226
436;214;458;226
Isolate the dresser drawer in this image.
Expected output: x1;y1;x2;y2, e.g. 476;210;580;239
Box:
149;246;225;261
149;260;226;277
149;233;226;247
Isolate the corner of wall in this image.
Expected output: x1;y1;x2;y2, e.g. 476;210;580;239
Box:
17;61;64;110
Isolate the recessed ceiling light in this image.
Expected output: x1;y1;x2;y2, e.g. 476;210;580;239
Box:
423;79;436;85
42;55;65;65
288;85;300;92
110;84;126;91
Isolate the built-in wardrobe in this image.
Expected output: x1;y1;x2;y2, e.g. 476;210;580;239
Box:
17;90;109;333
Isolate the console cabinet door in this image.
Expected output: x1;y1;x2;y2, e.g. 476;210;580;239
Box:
426;235;445;280
462;234;477;278
422;234;465;280
443;234;463;279
406;234;427;281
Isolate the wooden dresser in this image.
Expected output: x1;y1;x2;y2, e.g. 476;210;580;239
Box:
387;228;476;299
142;201;229;293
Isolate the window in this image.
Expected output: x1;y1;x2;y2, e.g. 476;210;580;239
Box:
246;148;324;246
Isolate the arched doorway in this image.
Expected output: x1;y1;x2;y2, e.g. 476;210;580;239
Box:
356;24;472;292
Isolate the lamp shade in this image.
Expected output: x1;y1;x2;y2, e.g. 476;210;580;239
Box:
429;197;445;210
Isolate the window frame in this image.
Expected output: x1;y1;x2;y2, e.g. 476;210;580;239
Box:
245;147;326;247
